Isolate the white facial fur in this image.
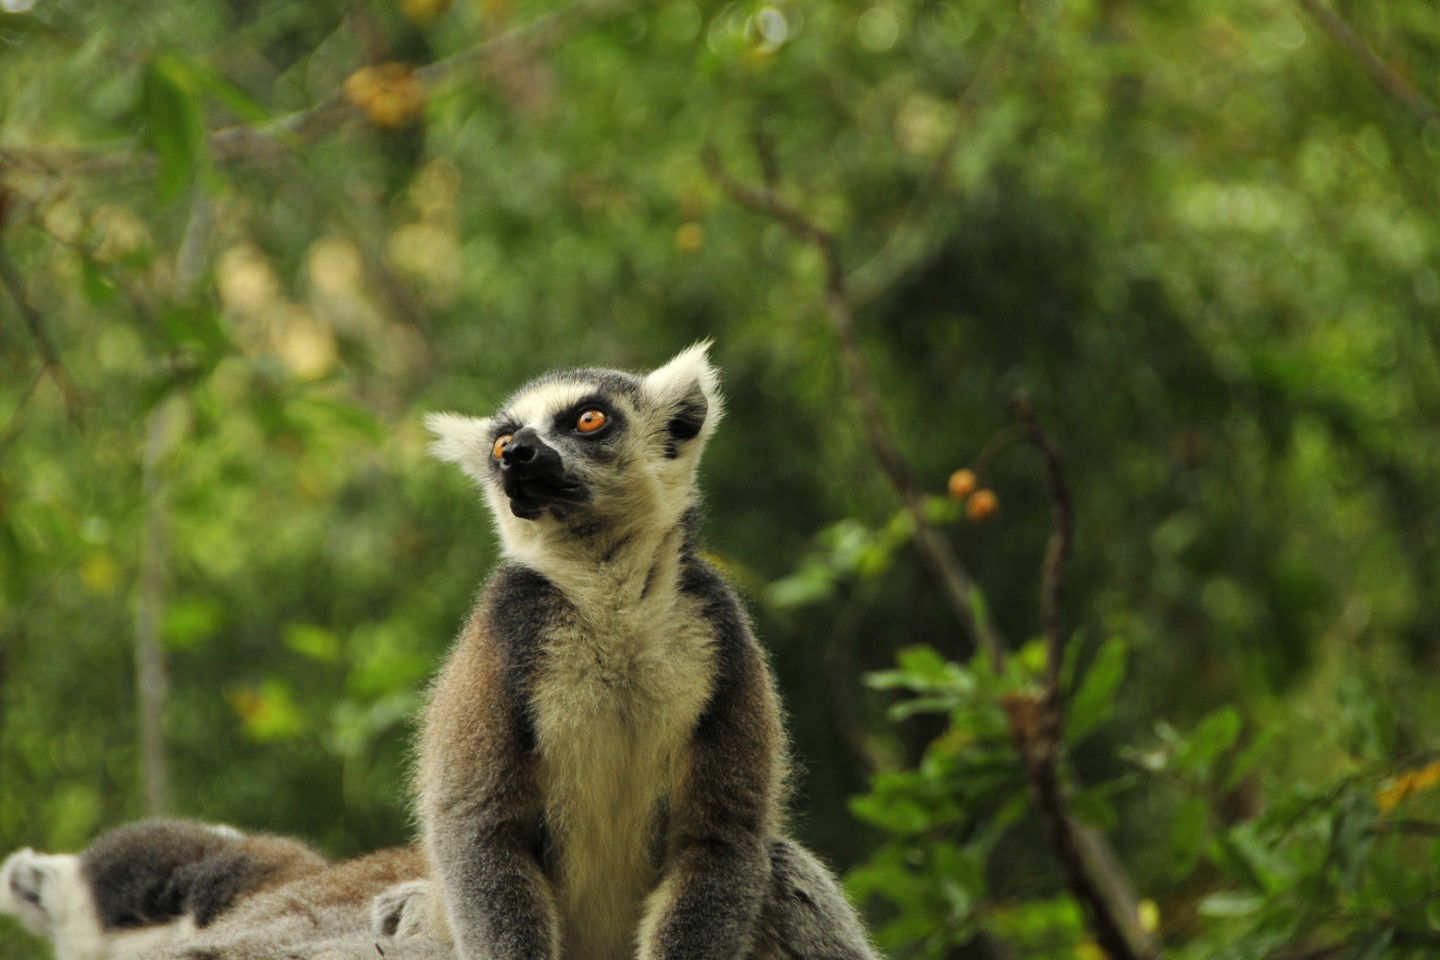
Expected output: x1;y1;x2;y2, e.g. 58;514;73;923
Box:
426;342;723;583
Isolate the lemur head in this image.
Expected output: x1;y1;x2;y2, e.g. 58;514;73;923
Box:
427;343;722;558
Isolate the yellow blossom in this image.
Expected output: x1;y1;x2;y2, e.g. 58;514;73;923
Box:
1375;760;1440;813
344;63;426;128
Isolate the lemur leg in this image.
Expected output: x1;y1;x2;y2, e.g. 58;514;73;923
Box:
372;879;444;941
367;841;879;960
748;840;880;960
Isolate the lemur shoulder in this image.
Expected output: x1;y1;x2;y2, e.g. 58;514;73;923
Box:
420;344;877;960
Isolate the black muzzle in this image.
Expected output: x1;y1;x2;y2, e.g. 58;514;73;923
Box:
500;428;588;519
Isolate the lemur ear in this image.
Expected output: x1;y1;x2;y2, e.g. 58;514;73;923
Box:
425;412;496;483
642;341;724;454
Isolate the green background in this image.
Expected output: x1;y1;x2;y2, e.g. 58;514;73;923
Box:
2;0;1438;956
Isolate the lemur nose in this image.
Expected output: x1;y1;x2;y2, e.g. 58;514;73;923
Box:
500;427;547;470
503;441;536;465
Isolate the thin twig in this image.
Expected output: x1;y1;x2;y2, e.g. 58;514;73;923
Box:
1005;689;1143;960
0;235;84;425
1370;818;1440;837
1004;397;1145;960
970;424;1030;479
703;147;1005;668
1015;394;1074;700
1295;0;1440;131
1270;927;1440;960
0;367;47;455
849;47;1008;306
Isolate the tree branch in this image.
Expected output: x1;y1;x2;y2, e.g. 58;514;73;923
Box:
1015;394;1074;700
848;47;1008;307
0;0;652;179
706;149;1154;960
1269;926;1440;960
1001;399;1149;960
1369;818;1440;837
703;147;1005;668
1295;0;1440;131
0;228;85;426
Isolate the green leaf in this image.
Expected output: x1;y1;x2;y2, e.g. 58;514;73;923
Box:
139;57;208;204
300;398;385;443
967;585;990;631
79;257;118;306
764;559;836;609
1178;705;1243;777
1170;794;1208;880
887;695;960;721
866;646;973;697
1222;724;1278;792
895;645;956;686
1196;892;1264;918
162;595;225;650
0;518;27;603
285;623;342;663
1330;792;1376;893
161;304;230;354
1067;636;1126;743
849;788;947;835
921;494;962;525
1345;928;1393;960
931;843;984;914
1059;625;1087;692
1213;821;1295;893
1016;638;1048;679
327;692;417;758
1339;674;1396;761
176;58;272;125
1069;787;1118;833
228;679;306;741
1067;778;1132;835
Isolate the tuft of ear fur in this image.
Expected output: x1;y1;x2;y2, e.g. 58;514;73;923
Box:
643;341;724;453
425;412;496;484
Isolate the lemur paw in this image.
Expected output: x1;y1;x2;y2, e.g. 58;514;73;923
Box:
0;849;66;937
371;880;432;939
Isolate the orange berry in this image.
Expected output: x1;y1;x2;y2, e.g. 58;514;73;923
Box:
966;489;998;522
947;468;978;500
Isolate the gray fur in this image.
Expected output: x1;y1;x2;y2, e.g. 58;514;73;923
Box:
80;820;327;932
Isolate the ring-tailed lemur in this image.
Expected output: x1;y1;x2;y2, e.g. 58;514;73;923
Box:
0;819;446;960
418;343;877;960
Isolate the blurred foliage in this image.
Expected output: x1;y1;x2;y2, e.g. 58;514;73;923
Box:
2;0;1439;957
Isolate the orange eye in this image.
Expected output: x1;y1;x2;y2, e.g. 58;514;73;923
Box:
576;409;607;434
491;434;513;459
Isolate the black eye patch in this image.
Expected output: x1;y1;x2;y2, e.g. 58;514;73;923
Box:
552;399;623;439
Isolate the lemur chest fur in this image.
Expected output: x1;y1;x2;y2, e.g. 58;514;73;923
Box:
528;578;717;960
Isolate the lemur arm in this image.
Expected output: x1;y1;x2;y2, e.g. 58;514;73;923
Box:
639;580;782;960
420;586;559;960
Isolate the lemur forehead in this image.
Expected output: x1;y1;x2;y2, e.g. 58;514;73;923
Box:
502;368;642;426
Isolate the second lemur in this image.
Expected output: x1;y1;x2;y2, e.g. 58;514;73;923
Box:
420;344;877;960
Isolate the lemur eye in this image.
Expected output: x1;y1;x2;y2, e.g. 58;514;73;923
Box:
575;409;607;434
491;434;514;460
